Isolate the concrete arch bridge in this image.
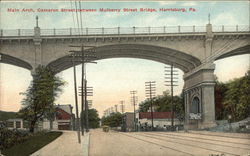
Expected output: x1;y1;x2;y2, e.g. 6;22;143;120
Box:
0;23;249;129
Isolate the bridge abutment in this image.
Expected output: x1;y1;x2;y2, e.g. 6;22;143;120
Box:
183;63;216;130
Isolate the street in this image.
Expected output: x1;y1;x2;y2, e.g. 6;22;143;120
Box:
89;129;250;156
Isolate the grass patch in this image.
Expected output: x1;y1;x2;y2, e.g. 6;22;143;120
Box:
2;131;62;156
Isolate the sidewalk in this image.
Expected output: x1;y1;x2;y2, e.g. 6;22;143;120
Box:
31;131;89;156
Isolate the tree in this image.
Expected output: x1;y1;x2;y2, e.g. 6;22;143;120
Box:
19;66;65;133
0;111;17;121
214;80;227;120
138;91;184;121
101;112;123;127
82;109;100;128
223;70;250;121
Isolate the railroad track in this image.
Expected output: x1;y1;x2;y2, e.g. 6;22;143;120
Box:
120;133;195;156
137;133;247;156
188;131;250;140
153;132;250;146
120;132;250;156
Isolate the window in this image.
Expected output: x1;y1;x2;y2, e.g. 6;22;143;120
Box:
16;121;21;128
191;97;200;114
7;121;14;128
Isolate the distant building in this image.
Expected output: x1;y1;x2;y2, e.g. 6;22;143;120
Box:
137;112;182;130
122;112;135;132
42;104;75;130
6;118;26;130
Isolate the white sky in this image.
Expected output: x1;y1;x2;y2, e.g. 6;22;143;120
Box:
0;1;249;117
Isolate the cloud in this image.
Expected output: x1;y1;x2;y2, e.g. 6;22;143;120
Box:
212;12;238;25
158;1;176;6
181;2;198;6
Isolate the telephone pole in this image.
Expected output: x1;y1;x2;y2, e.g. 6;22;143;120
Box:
87;100;93;109
145;81;156;131
69;45;97;135
120;100;125;114
120;100;125;132
165;64;178;131
79;85;93;132
70;52;81;143
114;105;118;113
130;90;138;131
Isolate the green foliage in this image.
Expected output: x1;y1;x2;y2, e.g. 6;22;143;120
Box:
18;65;65;132
82;109;100;128
2;131;62;156
215;81;228;120
138;91;184;121
0;111;17;121
101;112;123;127
222;70;250;121
215;70;250;121
0;128;30;150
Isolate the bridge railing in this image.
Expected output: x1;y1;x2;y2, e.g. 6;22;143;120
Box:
0;25;249;37
213;25;250;32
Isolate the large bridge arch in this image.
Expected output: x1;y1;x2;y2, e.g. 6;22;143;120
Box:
0;53;32;71
47;44;202;74
215;44;250;61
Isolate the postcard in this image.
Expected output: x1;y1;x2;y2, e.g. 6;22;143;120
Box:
0;1;249;156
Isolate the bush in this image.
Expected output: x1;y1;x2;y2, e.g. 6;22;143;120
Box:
2;131;62;156
0;128;31;150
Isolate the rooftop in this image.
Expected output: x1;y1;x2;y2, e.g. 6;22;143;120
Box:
139;112;174;119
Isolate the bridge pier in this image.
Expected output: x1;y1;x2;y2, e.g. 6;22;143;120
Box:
30;25;43;75
183;63;216;130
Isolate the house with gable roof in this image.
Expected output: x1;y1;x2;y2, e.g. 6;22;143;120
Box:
42;104;75;130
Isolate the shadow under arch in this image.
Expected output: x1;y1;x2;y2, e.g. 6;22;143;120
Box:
215;44;250;61
0;53;32;71
47;44;202;73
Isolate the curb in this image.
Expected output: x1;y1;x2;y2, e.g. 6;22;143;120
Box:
82;132;90;156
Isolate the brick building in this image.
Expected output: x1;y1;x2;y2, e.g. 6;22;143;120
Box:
43;104;75;130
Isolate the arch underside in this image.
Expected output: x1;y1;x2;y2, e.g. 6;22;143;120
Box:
0;53;32;70
215;45;250;60
48;44;202;73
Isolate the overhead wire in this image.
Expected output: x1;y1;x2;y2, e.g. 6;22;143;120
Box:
74;0;81;36
70;0;76;34
79;1;84;35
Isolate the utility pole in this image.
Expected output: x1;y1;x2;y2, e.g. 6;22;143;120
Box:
0;54;2;110
120;100;125;132
81;45;85;136
165;64;178;131
84;80;88;132
145;81;156;131
87;100;93;109
69;45;97;135
114;105;118;113
120;100;125;113
130;90;138;131
79;85;93;132
70;52;81;143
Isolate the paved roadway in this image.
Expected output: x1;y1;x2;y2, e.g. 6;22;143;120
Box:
89;129;250;156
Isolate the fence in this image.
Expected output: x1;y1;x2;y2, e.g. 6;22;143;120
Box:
0;25;249;37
